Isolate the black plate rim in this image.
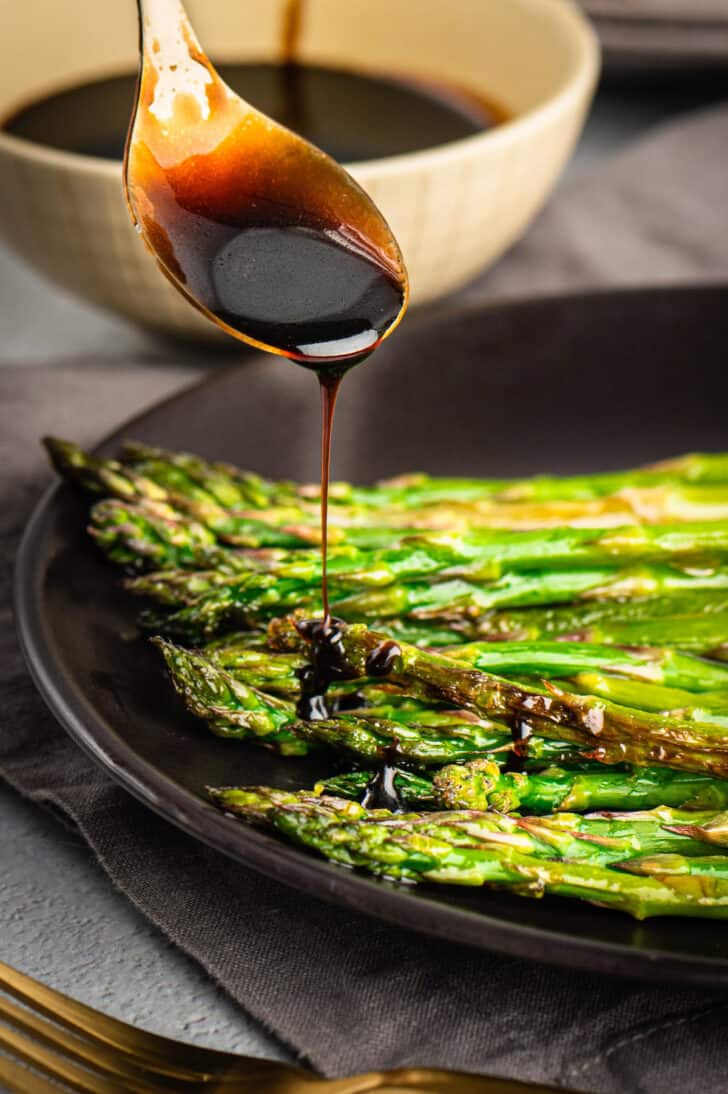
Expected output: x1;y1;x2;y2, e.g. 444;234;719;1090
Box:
14;287;728;988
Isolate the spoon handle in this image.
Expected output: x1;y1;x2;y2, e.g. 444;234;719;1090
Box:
134;0;215;123
136;0;197;48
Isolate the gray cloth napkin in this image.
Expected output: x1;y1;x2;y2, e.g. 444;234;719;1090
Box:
3;108;728;1090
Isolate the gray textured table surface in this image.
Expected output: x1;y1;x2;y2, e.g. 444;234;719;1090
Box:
1;76;725;1064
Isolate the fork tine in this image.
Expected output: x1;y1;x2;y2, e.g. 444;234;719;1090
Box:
0;962;297;1086
0;993;180;1094
0;1020;128;1093
0;960;216;1080
0;1053;65;1094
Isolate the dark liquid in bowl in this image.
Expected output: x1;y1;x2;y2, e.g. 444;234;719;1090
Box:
2;63;505;164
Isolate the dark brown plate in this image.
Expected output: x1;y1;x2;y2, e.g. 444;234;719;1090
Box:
15;285;728;986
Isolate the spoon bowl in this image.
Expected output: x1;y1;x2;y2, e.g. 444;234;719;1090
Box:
125;0;409;364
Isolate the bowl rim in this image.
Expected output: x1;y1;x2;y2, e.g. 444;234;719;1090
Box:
0;0;600;180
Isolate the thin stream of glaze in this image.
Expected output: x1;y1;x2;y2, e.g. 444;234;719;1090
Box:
280;0;306;138
319;372;343;623
281;0;304;64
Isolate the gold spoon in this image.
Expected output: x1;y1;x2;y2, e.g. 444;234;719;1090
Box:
124;0;409;365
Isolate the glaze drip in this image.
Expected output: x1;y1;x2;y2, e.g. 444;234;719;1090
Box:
295;616;354;719
365;639;402;678
362;751;404;812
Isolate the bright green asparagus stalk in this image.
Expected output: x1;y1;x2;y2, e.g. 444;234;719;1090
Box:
444;641;728;692
90;496;380;574
110;439;728;508
134;562;728;641
216;634;611;765
187;482;728;529
211;789;717;863
90;494;431;560
131;568;248;607
283;620;728;776
202;640;306;693
643;452;728;484
119;440;295;510
210;786;304;823
89;499;235;573
127;569;283;610
138;573;318;639
312;520;728;580
200;636;445;709
615;853;728;882
115;441;728;519
47;437;728;532
45;438;168;503
291;708;590;768
433;759;728;814
202;636;422;708
569;672;728;718
153;638;308;755
47;437;323;548
211;790;728;917
46;436;232;511
89;498;245;573
159;639;589;767
364;609;728;655
122;519;728;595
660;812;728;848
317;769;437;807
125;560;728;622
97;495;457;554
86;468;728;585
356;619;479;647
330;566;728;621
322;761;728;814
343;453;728;508
462;594;728;656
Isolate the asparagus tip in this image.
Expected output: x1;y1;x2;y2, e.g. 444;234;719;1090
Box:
43;436;81;474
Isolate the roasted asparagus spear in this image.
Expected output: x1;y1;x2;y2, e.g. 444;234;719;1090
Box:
444;640;728;692
210;789;728;918
48;437;728;534
133;564;728;641
433;759;728;814
157;639;590;767
275;619;728;777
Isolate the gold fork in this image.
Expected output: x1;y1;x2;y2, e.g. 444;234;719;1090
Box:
0;960;566;1093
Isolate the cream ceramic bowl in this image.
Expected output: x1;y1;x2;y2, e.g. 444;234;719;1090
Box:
0;0;599;340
